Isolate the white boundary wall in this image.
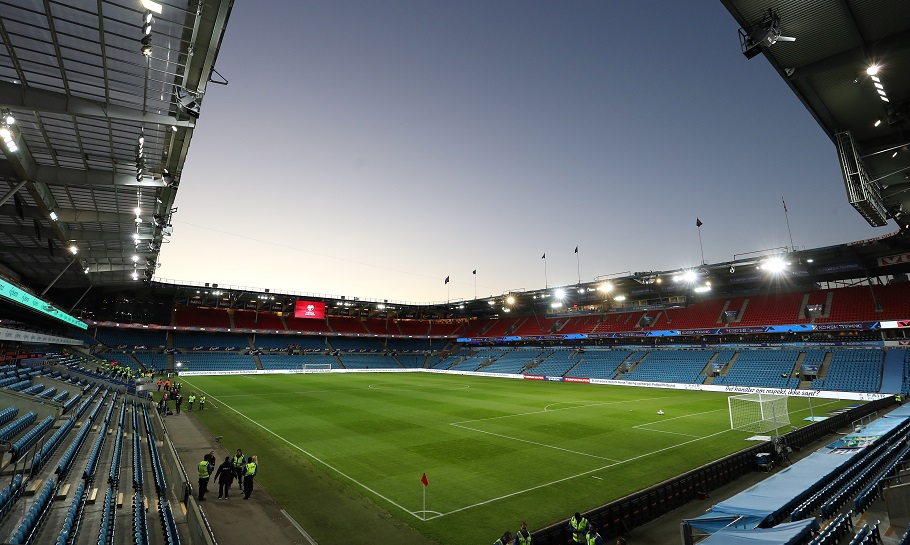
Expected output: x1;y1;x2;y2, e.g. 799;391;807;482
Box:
176;368;890;401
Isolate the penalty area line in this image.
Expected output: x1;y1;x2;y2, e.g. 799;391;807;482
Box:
185;387;425;521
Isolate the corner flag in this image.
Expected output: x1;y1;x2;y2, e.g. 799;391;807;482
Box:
421;473;429;487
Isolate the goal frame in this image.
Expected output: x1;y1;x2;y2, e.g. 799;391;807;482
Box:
302;363;333;373
728;393;790;435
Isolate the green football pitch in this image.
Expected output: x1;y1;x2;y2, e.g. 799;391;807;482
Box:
180;373;854;545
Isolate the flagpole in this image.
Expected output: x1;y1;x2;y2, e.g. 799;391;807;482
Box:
543;254;548;288
423;483;426;521
697;225;705;265
473;270;477;300
575;246;580;284
783;196;794;251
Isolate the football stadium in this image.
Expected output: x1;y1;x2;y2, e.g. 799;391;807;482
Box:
2;1;910;545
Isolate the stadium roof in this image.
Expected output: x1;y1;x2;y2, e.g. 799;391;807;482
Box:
721;0;910;228
0;0;233;291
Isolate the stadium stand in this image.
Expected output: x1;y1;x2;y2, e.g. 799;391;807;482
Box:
259;354;337;370
337;354;399;369
620;350;711;384
713;350;800;388
528;350;579;376
284;315;333;333
567;350;634;379
232;310;285;330
812;350;884;393
177;353;257;372
175;307;231;328
95;328;167;349
328;317;370;334
173;332;249;349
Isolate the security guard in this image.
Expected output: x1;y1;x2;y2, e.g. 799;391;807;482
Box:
493;531;512;545
197;456;211;501
199;395;206;411
568;512;589;544
896;394;903;406
232;449;245;489
585;524;604;545
243;456;258;499
187;393;196;411
514;521;532;545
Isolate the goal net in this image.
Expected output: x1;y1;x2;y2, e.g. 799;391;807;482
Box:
302;363;332;373
728;393;790;433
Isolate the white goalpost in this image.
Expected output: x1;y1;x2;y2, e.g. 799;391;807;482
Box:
728;393;791;434
301;363;333;373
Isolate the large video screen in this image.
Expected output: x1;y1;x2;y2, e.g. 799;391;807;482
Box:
294;300;326;319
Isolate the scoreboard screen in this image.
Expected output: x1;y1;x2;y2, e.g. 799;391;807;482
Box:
294;300;325;319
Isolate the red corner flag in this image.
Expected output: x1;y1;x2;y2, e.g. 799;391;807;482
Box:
421;473;429;487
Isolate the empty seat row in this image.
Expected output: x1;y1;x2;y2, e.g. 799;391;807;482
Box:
132;491;149;545
8;477;55;544
97;488;115;545
55;418;92;479
10;415;54;460
0;406;18;427
83;420;107;482
31;417;75;473
0;474;23;524
854;444;910;513
809;511;854;545
821;437;910;518
0;412;35;443
51;391;69;403
54;482;85;545
142;407;167;496
157;494;180;545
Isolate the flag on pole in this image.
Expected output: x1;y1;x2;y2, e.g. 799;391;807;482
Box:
541;253;546;259
696;218;703;228
782;197;788;213
421;473;429;487
472;269;476;275
574;246;578;254
444;276;449;284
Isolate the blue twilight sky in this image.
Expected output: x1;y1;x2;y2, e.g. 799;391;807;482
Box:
158;1;889;304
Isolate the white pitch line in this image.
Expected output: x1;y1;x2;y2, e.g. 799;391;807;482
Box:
629;428;701;438
452;395;674;426
450;423;620;462
425;427;735;520
184;385;425;521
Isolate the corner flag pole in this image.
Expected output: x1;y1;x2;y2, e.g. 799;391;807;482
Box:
421;473;428;520
473;269;477;300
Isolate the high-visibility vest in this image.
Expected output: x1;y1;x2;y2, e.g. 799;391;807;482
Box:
232;454;245;468
188;395;196;403
200;396;206;404
516;529;532;545
244;462;257;477
198;460;210;479
586;532;601;545
570;517;588;542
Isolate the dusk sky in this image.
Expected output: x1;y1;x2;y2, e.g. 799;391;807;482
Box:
158;1;890;304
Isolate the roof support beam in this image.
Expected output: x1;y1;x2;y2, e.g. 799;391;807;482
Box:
0;204;137;223
0;246;153;259
0;160;165;188
0;81;195;128
0;224;155;242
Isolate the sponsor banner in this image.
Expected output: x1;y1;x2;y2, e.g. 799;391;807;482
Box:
817;262;862;274
679;329;722;336
814;323;875;331
722;327;768;334
877;252;910;267
564;377;590;383
294;300;326;319
881;320;910;329
545;376;564;382
848;230;901;246
886;340;910;347
524;375;544;380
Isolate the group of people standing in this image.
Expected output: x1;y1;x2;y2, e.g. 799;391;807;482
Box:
493;513;626;545
198;448;259;501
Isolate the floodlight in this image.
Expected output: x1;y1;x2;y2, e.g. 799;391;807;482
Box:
866;65;879;76
614;295;626;302
132;255;139;262
550;301;562;309
694;286;711;293
49;211;58;221
874;119;882;127
68;245;78;255
131;272;139;280
554;288;566;300
145;12;153;24
598;283;613;292
134;207;142;216
141;0;163;14
487;300;495;306
503;307;511;313
764;256;787;273
506;295;515;305
0;127;9;139
175;87;200;118
6;143;16;152
2;112;13;125
682;270;697;283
